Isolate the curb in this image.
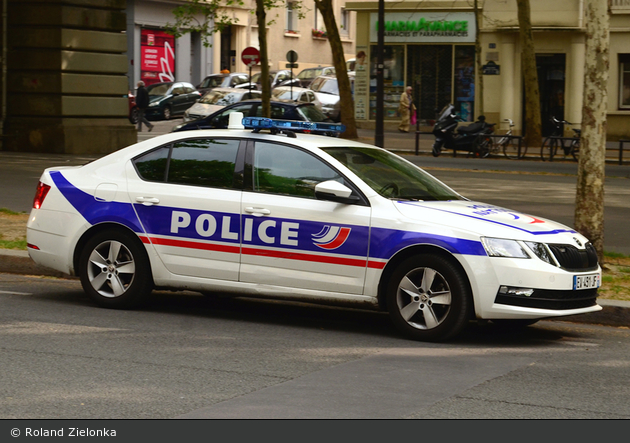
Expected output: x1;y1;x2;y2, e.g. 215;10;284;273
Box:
1;249;628;327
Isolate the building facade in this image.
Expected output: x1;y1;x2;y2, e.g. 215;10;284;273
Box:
127;0;357;91
347;0;630;140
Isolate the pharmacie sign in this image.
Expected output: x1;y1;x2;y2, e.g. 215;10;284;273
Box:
370;12;476;43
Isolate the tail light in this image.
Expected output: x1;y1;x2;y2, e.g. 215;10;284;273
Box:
33;181;51;209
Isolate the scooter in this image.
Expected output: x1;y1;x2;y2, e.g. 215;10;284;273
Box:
431;104;495;157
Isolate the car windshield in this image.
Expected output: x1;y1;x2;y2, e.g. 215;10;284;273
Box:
201;90;241;105
321;147;463;201
147;84;171;96
297;105;329;122
310;78;338;94
298;68;325;80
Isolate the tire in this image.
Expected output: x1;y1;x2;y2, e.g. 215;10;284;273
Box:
129;107;139;125
540;137;558;162
503;138;527;159
163;106;172;120
78;230;153;309
570;140;579;161
386;254;472;342
472;135;491;158
432;143;441;157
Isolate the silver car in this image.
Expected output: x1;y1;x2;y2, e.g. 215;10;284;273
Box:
183;87;262;122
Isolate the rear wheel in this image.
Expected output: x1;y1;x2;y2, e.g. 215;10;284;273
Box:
78;230;153;309
129;107;139;125
432;143;442;157
472;135;491;158
386;254;472;342
570;139;580;161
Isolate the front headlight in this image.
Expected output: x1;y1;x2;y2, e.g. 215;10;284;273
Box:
524;241;554;264
148;101;159;107
481;237;530;258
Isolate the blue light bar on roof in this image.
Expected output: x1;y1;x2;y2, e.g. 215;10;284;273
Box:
241;117;345;135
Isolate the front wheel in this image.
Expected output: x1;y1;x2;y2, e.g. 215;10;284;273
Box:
540;137;558;162
386;254;472;342
129;107;139;125
78;230;153;309
163;106;172;120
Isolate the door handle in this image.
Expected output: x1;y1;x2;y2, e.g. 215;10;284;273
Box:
245;207;271;216
136;196;160;206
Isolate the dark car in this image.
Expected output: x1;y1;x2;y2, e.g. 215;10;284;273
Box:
143;82;202;120
294;66;335;88
172;100;338;136
196;73;251;95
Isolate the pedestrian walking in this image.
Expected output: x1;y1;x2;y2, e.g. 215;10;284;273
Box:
398;86;416;133
135;81;154;132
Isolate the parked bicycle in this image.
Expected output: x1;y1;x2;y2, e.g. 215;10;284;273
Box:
540;117;581;161
493;119;527;159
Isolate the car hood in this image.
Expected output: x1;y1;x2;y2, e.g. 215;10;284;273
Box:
312;92;339;106
393;199;586;244
186;103;223;116
149;95;168;104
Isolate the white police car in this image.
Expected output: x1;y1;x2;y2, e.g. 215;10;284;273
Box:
26;115;601;341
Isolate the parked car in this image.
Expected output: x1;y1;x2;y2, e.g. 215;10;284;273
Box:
295;66;335;88
183;87;262;122
173;100;337;136
126;91;138;124
196;73;251;95
143;82;202;120
308;74;354;122
271;86;322;110
240;70;295;90
27;115;601;342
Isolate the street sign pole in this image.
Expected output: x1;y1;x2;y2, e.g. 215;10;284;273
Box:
286;51;298;100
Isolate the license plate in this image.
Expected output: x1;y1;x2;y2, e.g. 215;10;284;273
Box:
573;273;601;290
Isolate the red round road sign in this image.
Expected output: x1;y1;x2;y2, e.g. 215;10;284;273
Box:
241;47;260;67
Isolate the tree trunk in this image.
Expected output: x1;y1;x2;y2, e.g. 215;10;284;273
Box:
255;0;270;118
474;0;484;116
575;0;610;262
314;0;357;139
516;0;541;148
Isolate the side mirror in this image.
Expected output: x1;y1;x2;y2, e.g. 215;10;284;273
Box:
314;180;360;204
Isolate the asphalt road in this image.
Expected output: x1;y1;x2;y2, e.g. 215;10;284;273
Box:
1;272;630;420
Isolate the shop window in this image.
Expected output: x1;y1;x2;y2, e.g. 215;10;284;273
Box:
369;45;405;120
619;54;630;109
454;46;476;121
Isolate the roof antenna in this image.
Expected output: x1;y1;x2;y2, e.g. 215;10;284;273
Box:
228;112;245;129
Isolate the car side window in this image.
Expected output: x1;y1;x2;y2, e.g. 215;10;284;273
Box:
168;138;241;188
134;146;170;182
253;142;342;198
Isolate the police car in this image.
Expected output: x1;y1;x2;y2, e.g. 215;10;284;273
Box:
26;115;602;342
